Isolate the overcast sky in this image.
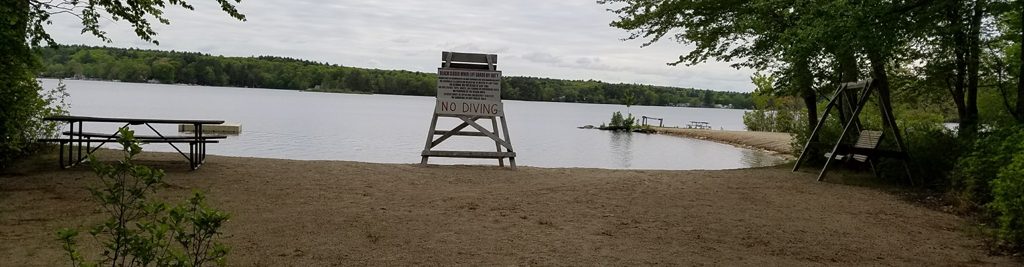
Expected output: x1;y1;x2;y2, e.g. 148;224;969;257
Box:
44;0;755;92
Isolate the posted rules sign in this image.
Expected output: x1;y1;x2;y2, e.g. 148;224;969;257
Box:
435;68;503;116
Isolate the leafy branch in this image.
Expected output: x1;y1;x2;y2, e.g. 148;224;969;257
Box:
57;127;230;267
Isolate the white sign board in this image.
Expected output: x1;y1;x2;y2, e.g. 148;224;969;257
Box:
435;68;503;116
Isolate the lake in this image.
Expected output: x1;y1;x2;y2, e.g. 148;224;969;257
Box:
38;79;785;170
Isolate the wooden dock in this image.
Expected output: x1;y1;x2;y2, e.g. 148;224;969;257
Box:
179;123;242;134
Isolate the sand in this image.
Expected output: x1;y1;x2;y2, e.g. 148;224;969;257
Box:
654;127;795;155
0;148;1017;266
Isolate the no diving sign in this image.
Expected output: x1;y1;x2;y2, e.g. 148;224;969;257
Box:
435;68;503;116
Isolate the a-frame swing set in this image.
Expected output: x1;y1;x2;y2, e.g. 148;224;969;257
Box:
792;79;914;183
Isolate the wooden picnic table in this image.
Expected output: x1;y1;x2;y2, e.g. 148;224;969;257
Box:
41;115;227;170
686;121;711;129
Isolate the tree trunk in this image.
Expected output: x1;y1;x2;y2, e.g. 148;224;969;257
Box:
868;52;894;112
794;58;817;135
1017;0;1024;123
837;50;859;83
963;0;985;136
835;50;859;133
947;0;974;136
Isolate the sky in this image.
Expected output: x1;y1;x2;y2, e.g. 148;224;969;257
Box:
44;0;756;92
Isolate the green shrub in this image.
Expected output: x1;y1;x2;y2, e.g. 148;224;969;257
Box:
57;127;230;266
743;109;804;133
610;111;623;128
790;112;843;166
990;151;1024;249
899;126;961;187
602;111;636;131
1;79;69;169
741;73;803;133
623;113;636;130
952;126;1024;249
952;127;1024;208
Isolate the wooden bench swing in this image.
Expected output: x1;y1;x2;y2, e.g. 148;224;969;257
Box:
792;79;914;184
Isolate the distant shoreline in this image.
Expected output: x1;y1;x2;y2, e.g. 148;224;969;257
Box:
38;78;752;110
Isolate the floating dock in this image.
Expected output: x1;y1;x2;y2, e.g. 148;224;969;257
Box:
178;123;242;134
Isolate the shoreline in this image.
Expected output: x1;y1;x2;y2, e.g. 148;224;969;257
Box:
38;78;749;110
0;150;1015;265
652;127;794;155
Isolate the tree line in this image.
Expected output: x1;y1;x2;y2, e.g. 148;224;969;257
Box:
36;45;754;109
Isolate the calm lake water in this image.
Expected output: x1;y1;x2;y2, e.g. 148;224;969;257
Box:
39;79;785;170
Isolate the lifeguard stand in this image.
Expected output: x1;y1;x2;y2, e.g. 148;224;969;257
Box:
792;79;913;183
420;52;516;168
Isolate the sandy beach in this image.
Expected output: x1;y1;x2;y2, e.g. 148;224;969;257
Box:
0;143;1017;265
654;127;795;155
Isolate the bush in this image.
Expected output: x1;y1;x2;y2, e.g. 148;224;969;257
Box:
601;111;636;131
57;127;230;266
790;112;843;166
950;126;1024;250
990;151;1024;249
900;126;961;187
610;111;623;128
952;127;1024;209
743;109;804;133
1;79;68;169
741;73;803;133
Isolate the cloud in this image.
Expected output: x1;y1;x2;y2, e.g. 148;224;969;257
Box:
521;52;561;64
42;0;756;92
391;37;412;44
443;42;510;54
569;57;621;71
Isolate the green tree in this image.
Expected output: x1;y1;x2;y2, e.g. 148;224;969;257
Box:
1;0;46;168
743;73;803;133
622;89;636;114
151;58;178;83
600;0;826;130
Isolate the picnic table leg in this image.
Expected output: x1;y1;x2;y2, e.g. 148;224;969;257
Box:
77;121;83;165
196;123;203;168
199;124;206;164
68;121;74;167
196;124;201;165
58;139;65;169
64;121;72;168
189;142;196;170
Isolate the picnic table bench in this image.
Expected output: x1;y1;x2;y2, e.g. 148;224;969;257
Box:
686;121;712;129
40;115;227;170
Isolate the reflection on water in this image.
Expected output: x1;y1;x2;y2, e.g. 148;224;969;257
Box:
41;79;788;170
608;132;633;169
